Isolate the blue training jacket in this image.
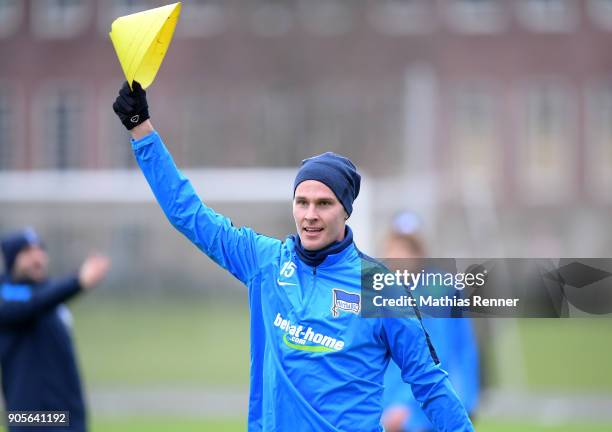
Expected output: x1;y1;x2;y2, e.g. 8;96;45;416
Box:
384;317;480;430
132;131;474;432
384;275;480;430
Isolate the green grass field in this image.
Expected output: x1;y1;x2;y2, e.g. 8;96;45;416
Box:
72;298;251;387
90;417;244;432
67;298;612;431
86;417;612;432
2;417;611;432
481;317;612;393
517;318;612;391
72;299;612;392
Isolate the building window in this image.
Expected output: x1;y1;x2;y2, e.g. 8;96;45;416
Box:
306;79;402;173
0;0;22;38
181;83;261;167
368;0;434;36
446;0;508;34
0;87;13;170
105;123;134;169
518;80;575;202
31;0;91;39
98;84;134;169
298;0;352;36
402;65;438;172
181;84;233;167
587;0;612;31
40;87;84;170
180;83;301;167
449;82;501;186
252;86;302;166
308;81;362;160
109;0;150;16
250;1;294;37
517;0;578;33
99;0;149;34
178;0;226;38
585;82;612;200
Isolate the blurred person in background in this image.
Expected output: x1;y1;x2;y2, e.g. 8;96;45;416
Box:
381;212;480;432
0;228;110;432
111;81;473;431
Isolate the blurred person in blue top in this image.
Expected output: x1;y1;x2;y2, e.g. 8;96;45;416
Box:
381;212;480;432
112;81;473;431
0;228;110;432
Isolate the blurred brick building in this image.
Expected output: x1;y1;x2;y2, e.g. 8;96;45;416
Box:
1;0;612;266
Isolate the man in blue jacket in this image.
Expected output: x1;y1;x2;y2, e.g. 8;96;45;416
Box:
381;212;479;432
113;81;474;431
0;228;110;432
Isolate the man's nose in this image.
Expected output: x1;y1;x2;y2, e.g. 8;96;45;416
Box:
304;204;318;220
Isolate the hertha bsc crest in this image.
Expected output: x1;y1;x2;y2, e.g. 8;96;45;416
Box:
331;289;361;317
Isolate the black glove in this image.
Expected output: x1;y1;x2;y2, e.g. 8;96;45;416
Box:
112;81;150;130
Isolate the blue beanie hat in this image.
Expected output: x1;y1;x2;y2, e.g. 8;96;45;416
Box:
293;152;361;216
1;228;43;273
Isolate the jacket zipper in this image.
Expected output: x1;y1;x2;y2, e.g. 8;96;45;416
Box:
312;267;317;298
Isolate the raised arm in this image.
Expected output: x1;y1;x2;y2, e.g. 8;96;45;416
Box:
382;317;474;431
0;255;109;326
112;82;280;284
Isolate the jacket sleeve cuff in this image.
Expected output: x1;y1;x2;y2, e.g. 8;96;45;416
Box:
131;130;159;151
58;275;83;297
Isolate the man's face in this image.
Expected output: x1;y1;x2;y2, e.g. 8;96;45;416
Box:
12;245;49;283
293;180;347;251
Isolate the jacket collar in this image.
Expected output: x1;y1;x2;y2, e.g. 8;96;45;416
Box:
291;226;354;268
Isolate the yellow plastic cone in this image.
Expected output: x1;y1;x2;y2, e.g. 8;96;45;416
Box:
109;2;181;89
